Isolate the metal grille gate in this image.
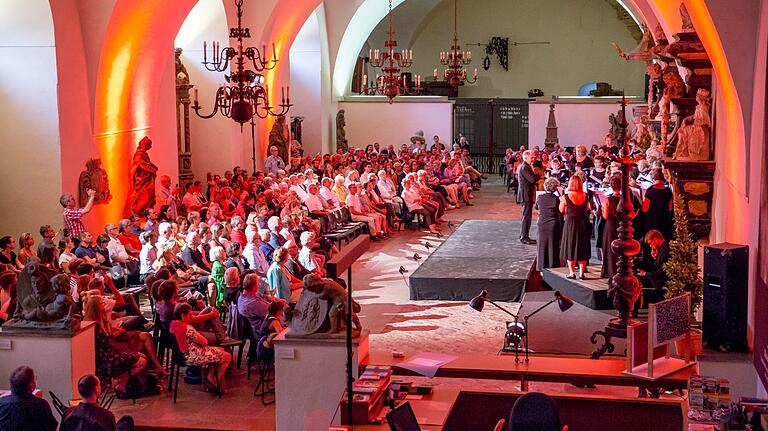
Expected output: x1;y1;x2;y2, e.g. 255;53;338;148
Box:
452;98;529;172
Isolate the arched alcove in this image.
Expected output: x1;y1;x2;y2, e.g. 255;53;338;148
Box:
0;0;62;234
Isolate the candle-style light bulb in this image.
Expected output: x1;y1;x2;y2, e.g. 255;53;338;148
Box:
203;41;207;63
194;88;199;104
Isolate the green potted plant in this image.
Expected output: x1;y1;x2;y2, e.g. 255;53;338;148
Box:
663;192;704;355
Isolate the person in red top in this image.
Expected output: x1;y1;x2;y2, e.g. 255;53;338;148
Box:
117;219;141;257
229;216;247;248
60;189;96;242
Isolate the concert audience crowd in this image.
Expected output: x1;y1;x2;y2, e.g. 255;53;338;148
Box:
0;135;487;400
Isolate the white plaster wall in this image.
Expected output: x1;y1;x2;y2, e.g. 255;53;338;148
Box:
399;0;647;98
290;9;323;156
0;1;63;235
175;0;243;180
338;98;453;149
528;98;638;149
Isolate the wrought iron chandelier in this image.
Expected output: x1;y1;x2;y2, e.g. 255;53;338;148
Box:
359;0;422;102
434;0;477;88
192;0;290;126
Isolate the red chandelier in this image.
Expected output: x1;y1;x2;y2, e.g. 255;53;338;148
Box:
434;0;477;88
192;0;290;126
359;0;422;102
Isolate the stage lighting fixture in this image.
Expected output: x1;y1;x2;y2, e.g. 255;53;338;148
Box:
424;242;433;251
469;290;526;362
412;253;422;261
521;290;574;362
469;290;574;362
398;266;408;275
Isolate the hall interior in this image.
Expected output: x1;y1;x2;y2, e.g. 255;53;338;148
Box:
0;0;767;430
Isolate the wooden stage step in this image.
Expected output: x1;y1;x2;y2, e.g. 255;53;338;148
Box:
541;267;611;310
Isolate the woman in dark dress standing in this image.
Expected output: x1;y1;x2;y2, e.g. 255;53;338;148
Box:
601;175;637;279
559;175;591;279
642;168;673;240
535;178;564;271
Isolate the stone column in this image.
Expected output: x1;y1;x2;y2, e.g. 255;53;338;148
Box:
176;83;194;189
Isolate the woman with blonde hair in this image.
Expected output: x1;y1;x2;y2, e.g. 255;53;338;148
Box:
17;233;35;266
82;295;151;396
559;175;591;279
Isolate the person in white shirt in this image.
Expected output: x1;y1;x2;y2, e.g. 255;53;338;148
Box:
182;183;203;213
104;224;133;264
402;174;440;232
298;231;325;276
158;175;179;220
304;183;329;215
377;170;404;214
346;183;382;240
288;175;308;201
138;231;157;281
320;177;341;209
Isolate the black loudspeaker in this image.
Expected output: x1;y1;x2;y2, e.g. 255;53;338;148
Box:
703;243;749;352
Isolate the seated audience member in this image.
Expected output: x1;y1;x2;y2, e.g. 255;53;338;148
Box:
209;246;228;308
259;229;276;264
138;231;157;283
58;237;78;273
170;303;232;394
256;301;286;364
82;294;165;380
508;392;568;431
298;231;326;276
402;175;441;232
225;242;247;275
0;271;17;324
156;280;233;346
0;366;58;431
237;273;272;337
17;232;35;266
75;231;106;268
284;240;312;281
223;266;240;305
60;374;134;431
181;231;211;295
117;218;141;257
267;216;287;250
243;230;270;277
635;229;670;293
266;247;302;304
346;183;384;240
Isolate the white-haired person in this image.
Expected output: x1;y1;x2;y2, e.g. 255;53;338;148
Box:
298;231;326;277
346;183;384;241
156;222;174;250
320;177;342;209
266;216;286;250
332;174;348;203
401;174;441;232
138;231;157;283
208;245;227;308
243;229;270;280
361;179;393;235
377;170;404;214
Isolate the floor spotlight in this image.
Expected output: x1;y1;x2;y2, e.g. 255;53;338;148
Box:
412;252;422;262
435;231;444;238
424;242;433;252
398;266;408;275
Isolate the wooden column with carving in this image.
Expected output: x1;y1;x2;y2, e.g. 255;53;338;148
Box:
662;8;715;241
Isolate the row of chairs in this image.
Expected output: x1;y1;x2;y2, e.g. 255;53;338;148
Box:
152;307;274;404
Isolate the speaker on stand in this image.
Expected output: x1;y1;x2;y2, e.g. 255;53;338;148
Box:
702;243;749;352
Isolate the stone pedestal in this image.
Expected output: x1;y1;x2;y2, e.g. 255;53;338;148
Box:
0;321;95;402
274;329;369;431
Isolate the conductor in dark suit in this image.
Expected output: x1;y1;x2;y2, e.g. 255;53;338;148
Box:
517;150;537;244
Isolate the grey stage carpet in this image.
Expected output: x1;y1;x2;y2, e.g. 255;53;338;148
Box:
409;220;537;302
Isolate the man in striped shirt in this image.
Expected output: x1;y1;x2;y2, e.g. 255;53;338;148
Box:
60;189;96;245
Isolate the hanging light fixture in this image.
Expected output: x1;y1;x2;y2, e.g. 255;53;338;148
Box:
434;0;477;89
359;0;422;102
192;0;291;127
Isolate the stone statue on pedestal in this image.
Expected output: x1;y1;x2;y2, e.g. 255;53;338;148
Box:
4;262;79;331
336;110;348;152
284;274;361;337
175;48;190;85
129;136;158;216
269;115;290;164
78;158;111;208
674;89;711;161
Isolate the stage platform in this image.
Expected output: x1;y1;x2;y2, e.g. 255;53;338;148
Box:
541;267;612;310
409;220;536;302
